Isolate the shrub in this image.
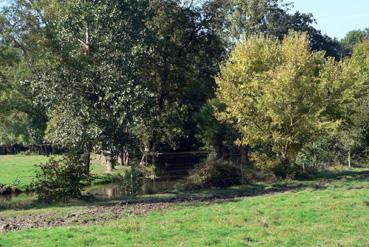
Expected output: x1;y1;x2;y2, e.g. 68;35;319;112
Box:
31;154;86;202
186;156;241;189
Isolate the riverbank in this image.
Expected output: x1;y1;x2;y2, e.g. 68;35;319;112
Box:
0;168;369;246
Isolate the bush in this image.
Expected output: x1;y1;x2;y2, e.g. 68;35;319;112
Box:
186;156;241;189
31;154;86;202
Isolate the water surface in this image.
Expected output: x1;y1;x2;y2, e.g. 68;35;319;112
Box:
0;178;181;209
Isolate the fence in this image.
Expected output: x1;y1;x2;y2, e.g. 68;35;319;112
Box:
153;151;209;178
152;152;241;177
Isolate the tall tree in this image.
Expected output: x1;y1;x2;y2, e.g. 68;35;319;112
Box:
298;41;369;168
341;41;369;164
134;0;225;160
0;4;47;146
228;0;342;58
341;29;369;56
216;33;354;176
22;0;151;173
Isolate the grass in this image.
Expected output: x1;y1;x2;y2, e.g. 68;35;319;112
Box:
0;155;49;189
0;154;122;190
0;169;369;246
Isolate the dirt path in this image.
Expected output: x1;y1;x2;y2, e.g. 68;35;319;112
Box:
0;202;172;232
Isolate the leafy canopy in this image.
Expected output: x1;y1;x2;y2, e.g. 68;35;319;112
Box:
216;33;354;175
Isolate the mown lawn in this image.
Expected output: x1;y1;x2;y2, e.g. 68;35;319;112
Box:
1;174;369;246
0;155;112;190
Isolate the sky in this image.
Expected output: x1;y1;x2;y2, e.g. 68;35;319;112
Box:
0;0;9;8
292;0;369;39
1;0;368;40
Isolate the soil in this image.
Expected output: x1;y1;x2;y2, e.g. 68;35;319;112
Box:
0;202;171;232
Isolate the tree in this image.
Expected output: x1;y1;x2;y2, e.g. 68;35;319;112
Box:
133;0;225;161
20;0;151;174
228;0;342;58
340;41;369;165
2;0;225;168
216;33;353;177
0;7;47;146
341;29;369;56
296;40;369;169
194;99;239;157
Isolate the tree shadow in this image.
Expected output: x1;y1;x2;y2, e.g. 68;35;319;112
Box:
306;169;369;181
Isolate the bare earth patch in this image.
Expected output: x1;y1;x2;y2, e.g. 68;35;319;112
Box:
0;202;171;232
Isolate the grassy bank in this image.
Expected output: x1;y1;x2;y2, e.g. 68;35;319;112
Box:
0;169;369;246
0;154;119;190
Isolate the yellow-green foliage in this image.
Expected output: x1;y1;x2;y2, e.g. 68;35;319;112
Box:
216;33;356;171
350;40;369;81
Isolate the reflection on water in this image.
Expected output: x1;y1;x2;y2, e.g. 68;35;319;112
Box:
0;193;36;209
83;179;179;200
0;179;180;207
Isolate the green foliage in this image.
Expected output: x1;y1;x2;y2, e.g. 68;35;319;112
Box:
186;155;241;188
308;41;369;167
341;28;369;56
45;105;99;149
216;33;354;176
0;47;47;146
1;0;369;186
230;0;292;39
195;99;239;155
133;0;225;154
31;154;86;202
0;2;49;146
228;0;342;58
21;0;151;156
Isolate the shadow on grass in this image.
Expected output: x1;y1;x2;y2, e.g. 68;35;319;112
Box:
1;168;369;212
306;168;369;181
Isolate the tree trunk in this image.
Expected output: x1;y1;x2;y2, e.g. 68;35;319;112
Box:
140;145;149;165
110;151;117;170
119;146;129;166
118;147;123;166
123;147;129;166
104;152;113;173
240;147;250;184
82;144;91;177
281;158;289;179
348;150;351;168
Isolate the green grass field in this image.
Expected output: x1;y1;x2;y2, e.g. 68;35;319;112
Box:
0;155;113;190
0;169;369;246
0;155;49;189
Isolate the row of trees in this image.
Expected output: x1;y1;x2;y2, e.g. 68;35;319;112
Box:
1;0;369;177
